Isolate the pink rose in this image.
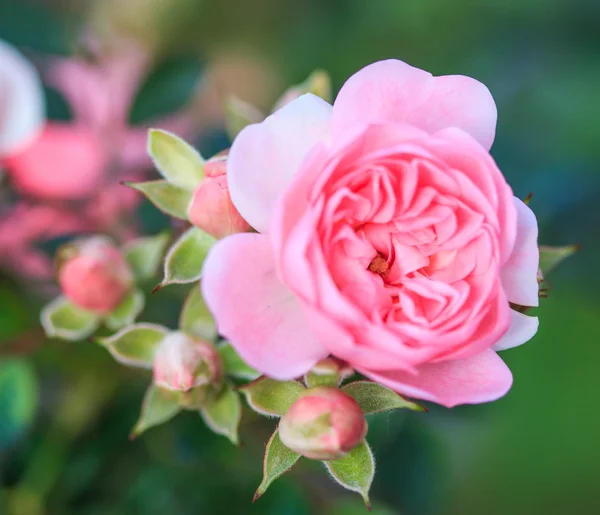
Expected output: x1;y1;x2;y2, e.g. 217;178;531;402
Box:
58;236;133;313
187;151;252;239
202;60;540;407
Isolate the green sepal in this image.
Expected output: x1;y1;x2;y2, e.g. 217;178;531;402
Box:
97;323;168;368
104;289;145;331
253;427;301;502
161;227;216;286
342;381;425;414
324;440;374;509
179;286;217;340
130;384;183;438
218;342;260;380
223;95;264;140
304;358;354;389
539;244;579;277
147;128;204;190
40;296;100;341
126;180;193;220
199;383;242;445
123;232;170;281
239;377;305;417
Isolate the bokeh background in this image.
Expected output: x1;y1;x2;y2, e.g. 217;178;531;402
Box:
1;0;599;514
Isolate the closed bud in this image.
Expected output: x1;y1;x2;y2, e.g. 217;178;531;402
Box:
187;150;252;239
279;387;367;461
153;332;222;392
58;236;133;313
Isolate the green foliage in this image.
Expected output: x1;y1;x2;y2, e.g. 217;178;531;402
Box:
342;381;425;414
218;342;260;380
179;286;217;340
40;297;100;341
131;384;183;438
539;244;579;277
126;180;193;220
104;289;146;331
161;227;216;286
223;95;264;140
98;323;168;368
199;383;242;445
123;233;170;282
239;378;305;417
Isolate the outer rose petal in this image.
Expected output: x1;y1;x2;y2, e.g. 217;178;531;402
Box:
493;309;538;351
228;93;332;234
331;59;497;150
0;40;45;155
359;349;513;408
201;233;328;379
501;197;540;307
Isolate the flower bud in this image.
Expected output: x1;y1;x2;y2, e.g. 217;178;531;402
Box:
2;123;107;201
187;150;251;239
58;236;133;313
153;332;222;392
279;387;367;461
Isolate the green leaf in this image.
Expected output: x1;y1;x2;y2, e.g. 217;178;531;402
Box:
223;95;264;140
123;232;170;281
199;383;241;444
162;227;216;286
254;428;301;502
324;441;375;509
0;359;38;448
179;286;217;340
239;377;305;417
40;296;100;341
272;69;333;112
218;342;260;380
104;289;145;331
148;129;204;190
131;384;183;438
97;323;168;368
342;381;425;414
539;244;579;277
126;180;193;220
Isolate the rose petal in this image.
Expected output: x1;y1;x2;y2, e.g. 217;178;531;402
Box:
493;309;538;351
501;197;540;307
0;40;45;155
359;349;513;408
228;93;332;234
201;233;328;379
331;59;497;150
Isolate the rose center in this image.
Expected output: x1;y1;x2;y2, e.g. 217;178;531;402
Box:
368;254;389;277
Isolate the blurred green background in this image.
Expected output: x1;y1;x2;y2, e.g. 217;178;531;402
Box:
1;0;599;514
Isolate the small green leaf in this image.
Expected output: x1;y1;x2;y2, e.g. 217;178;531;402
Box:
218;342;260;380
254;428;301;502
179;286;217;340
162;227;216;286
239;377;305;417
199;383;241;444
126;180;193;220
97;323;168;368
224;95;264;140
342;381;425;414
148;129;204;189
131;384;183;438
0;359;38;448
123;232;170;281
104;289;145;331
272;69;332;112
539;244;579;277
40;297;100;341
324;441;374;509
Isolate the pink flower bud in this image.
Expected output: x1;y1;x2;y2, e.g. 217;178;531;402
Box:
2;123;107;201
153;332;222;392
187;151;252;239
58;236;133;313
278;387;367;461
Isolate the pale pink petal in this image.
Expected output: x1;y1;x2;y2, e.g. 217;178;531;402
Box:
201;233;328;379
359;349;513;408
0;40;45;155
331;59;497;150
228;93;332;234
501;197;539;307
493;309;538;351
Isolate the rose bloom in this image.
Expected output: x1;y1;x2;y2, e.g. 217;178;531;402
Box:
202;60;540;407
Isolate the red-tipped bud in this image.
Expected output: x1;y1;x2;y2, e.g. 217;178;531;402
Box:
187;151;251;239
278;387;367;461
153;332;222;392
58;236;133;313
